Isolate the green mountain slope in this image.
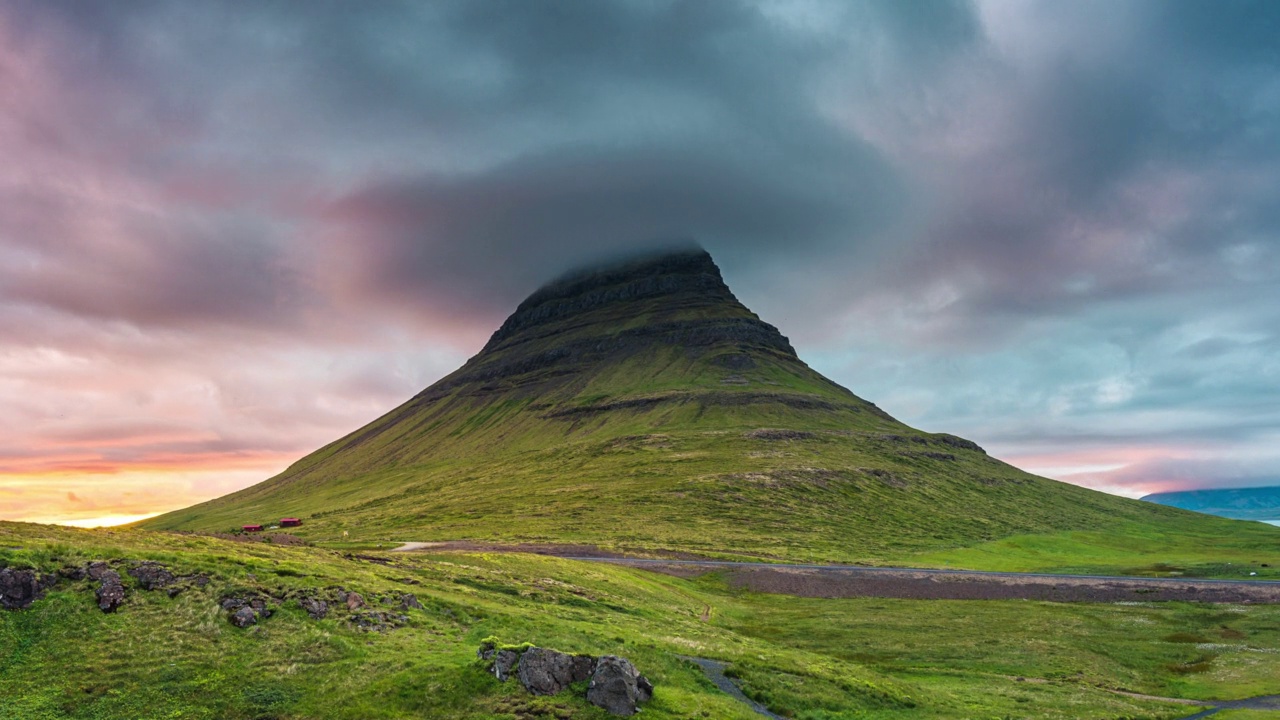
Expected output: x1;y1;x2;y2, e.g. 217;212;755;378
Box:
142;249;1270;564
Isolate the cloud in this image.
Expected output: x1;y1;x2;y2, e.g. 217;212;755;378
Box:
3;0;1280;522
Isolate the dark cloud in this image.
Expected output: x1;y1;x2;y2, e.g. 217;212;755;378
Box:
3;0;1280;521
319;135;901;324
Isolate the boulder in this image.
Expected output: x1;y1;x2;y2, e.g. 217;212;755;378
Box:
86;561;115;581
127;562;176;590
1;568;57;610
229;605;257;628
338;590;364;611
516;647;595;696
222;595;273;627
82;562;127;613
299;596;328;620
588;656;652;716
95;570;125;613
59;565;86;581
350;610;409;632
398;593;423;611
250;598;272;618
493;649;520;682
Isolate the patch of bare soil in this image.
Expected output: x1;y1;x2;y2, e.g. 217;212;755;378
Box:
393;541;713;561
718;567;1280;603
205;532;308;546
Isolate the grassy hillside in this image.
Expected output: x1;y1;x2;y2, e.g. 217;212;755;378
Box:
141;249;1280;568
6;521;1280;719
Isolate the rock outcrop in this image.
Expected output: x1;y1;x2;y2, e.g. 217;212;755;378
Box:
88;562;125;613
516;647;595;696
299;595;328;620
588;656;654;716
338;590;365;611
0;567;57;610
479;641;652;716
350;610;410;632
221;595;273;627
127;562;176;591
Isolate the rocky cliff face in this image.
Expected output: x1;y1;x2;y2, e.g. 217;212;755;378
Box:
425;249;802;399
483;249;794;354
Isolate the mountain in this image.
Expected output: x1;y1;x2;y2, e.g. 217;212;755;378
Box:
1144;486;1280;522
143;248;1244;562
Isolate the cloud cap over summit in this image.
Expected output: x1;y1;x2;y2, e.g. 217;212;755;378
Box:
3;0;1280;523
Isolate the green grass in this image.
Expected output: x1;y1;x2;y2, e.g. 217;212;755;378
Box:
910;523;1280;579
5;521;1280;719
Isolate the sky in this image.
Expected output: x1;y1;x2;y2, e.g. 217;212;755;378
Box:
2;0;1279;527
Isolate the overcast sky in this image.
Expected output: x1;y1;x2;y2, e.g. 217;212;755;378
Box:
3;0;1279;526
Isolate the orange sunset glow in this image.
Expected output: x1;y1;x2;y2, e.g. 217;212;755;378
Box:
4;0;1280;527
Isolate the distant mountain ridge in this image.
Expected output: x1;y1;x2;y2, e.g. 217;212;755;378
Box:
1143;486;1280;521
143;248;1255;563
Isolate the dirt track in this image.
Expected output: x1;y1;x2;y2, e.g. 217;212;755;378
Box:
717;565;1280;603
393;543;1280;603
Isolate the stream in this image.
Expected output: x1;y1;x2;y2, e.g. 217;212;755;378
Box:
680;656;783;719
681;654;1280;720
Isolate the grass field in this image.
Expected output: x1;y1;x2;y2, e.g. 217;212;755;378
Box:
4;521;1279;719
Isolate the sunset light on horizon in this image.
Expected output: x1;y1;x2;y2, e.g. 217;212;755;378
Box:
4;0;1280;526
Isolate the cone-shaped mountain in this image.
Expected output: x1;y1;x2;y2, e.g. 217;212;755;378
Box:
145;249;1222;562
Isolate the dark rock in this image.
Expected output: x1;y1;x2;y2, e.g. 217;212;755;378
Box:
249;598;272;619
588;656;652;716
229;605;257;628
493;649;520;682
191;574;210;587
931;433;985;454
222;594;272;626
338;590;365;611
86;561;115;581
59;566;86;581
350;610;409;632
478;641;496;662
1;567;57;610
94;570;125;613
128;562;176;590
299;596;328;620
516;647;596;696
398;593;423;611
744;428;817;441
166;587;185;599
711;352;756;370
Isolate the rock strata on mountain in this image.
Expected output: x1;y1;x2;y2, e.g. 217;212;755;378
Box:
143;248;1248;565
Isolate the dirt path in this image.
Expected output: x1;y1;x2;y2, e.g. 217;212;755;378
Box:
392;543;1280;603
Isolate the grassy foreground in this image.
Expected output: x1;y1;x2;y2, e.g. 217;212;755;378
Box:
4;521;1279;719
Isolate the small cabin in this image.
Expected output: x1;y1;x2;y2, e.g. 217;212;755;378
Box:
242;524;263;532
280;517;302;527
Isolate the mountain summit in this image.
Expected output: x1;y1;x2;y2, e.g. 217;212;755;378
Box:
146;249;1216;562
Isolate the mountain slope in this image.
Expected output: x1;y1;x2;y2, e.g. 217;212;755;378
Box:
1144;485;1280;521
143;249;1265;563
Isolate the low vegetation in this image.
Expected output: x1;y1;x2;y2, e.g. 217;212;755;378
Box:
4;521;1279;719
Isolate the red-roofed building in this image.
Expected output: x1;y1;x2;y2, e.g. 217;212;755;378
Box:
280;518;302;527
242;524;263;532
